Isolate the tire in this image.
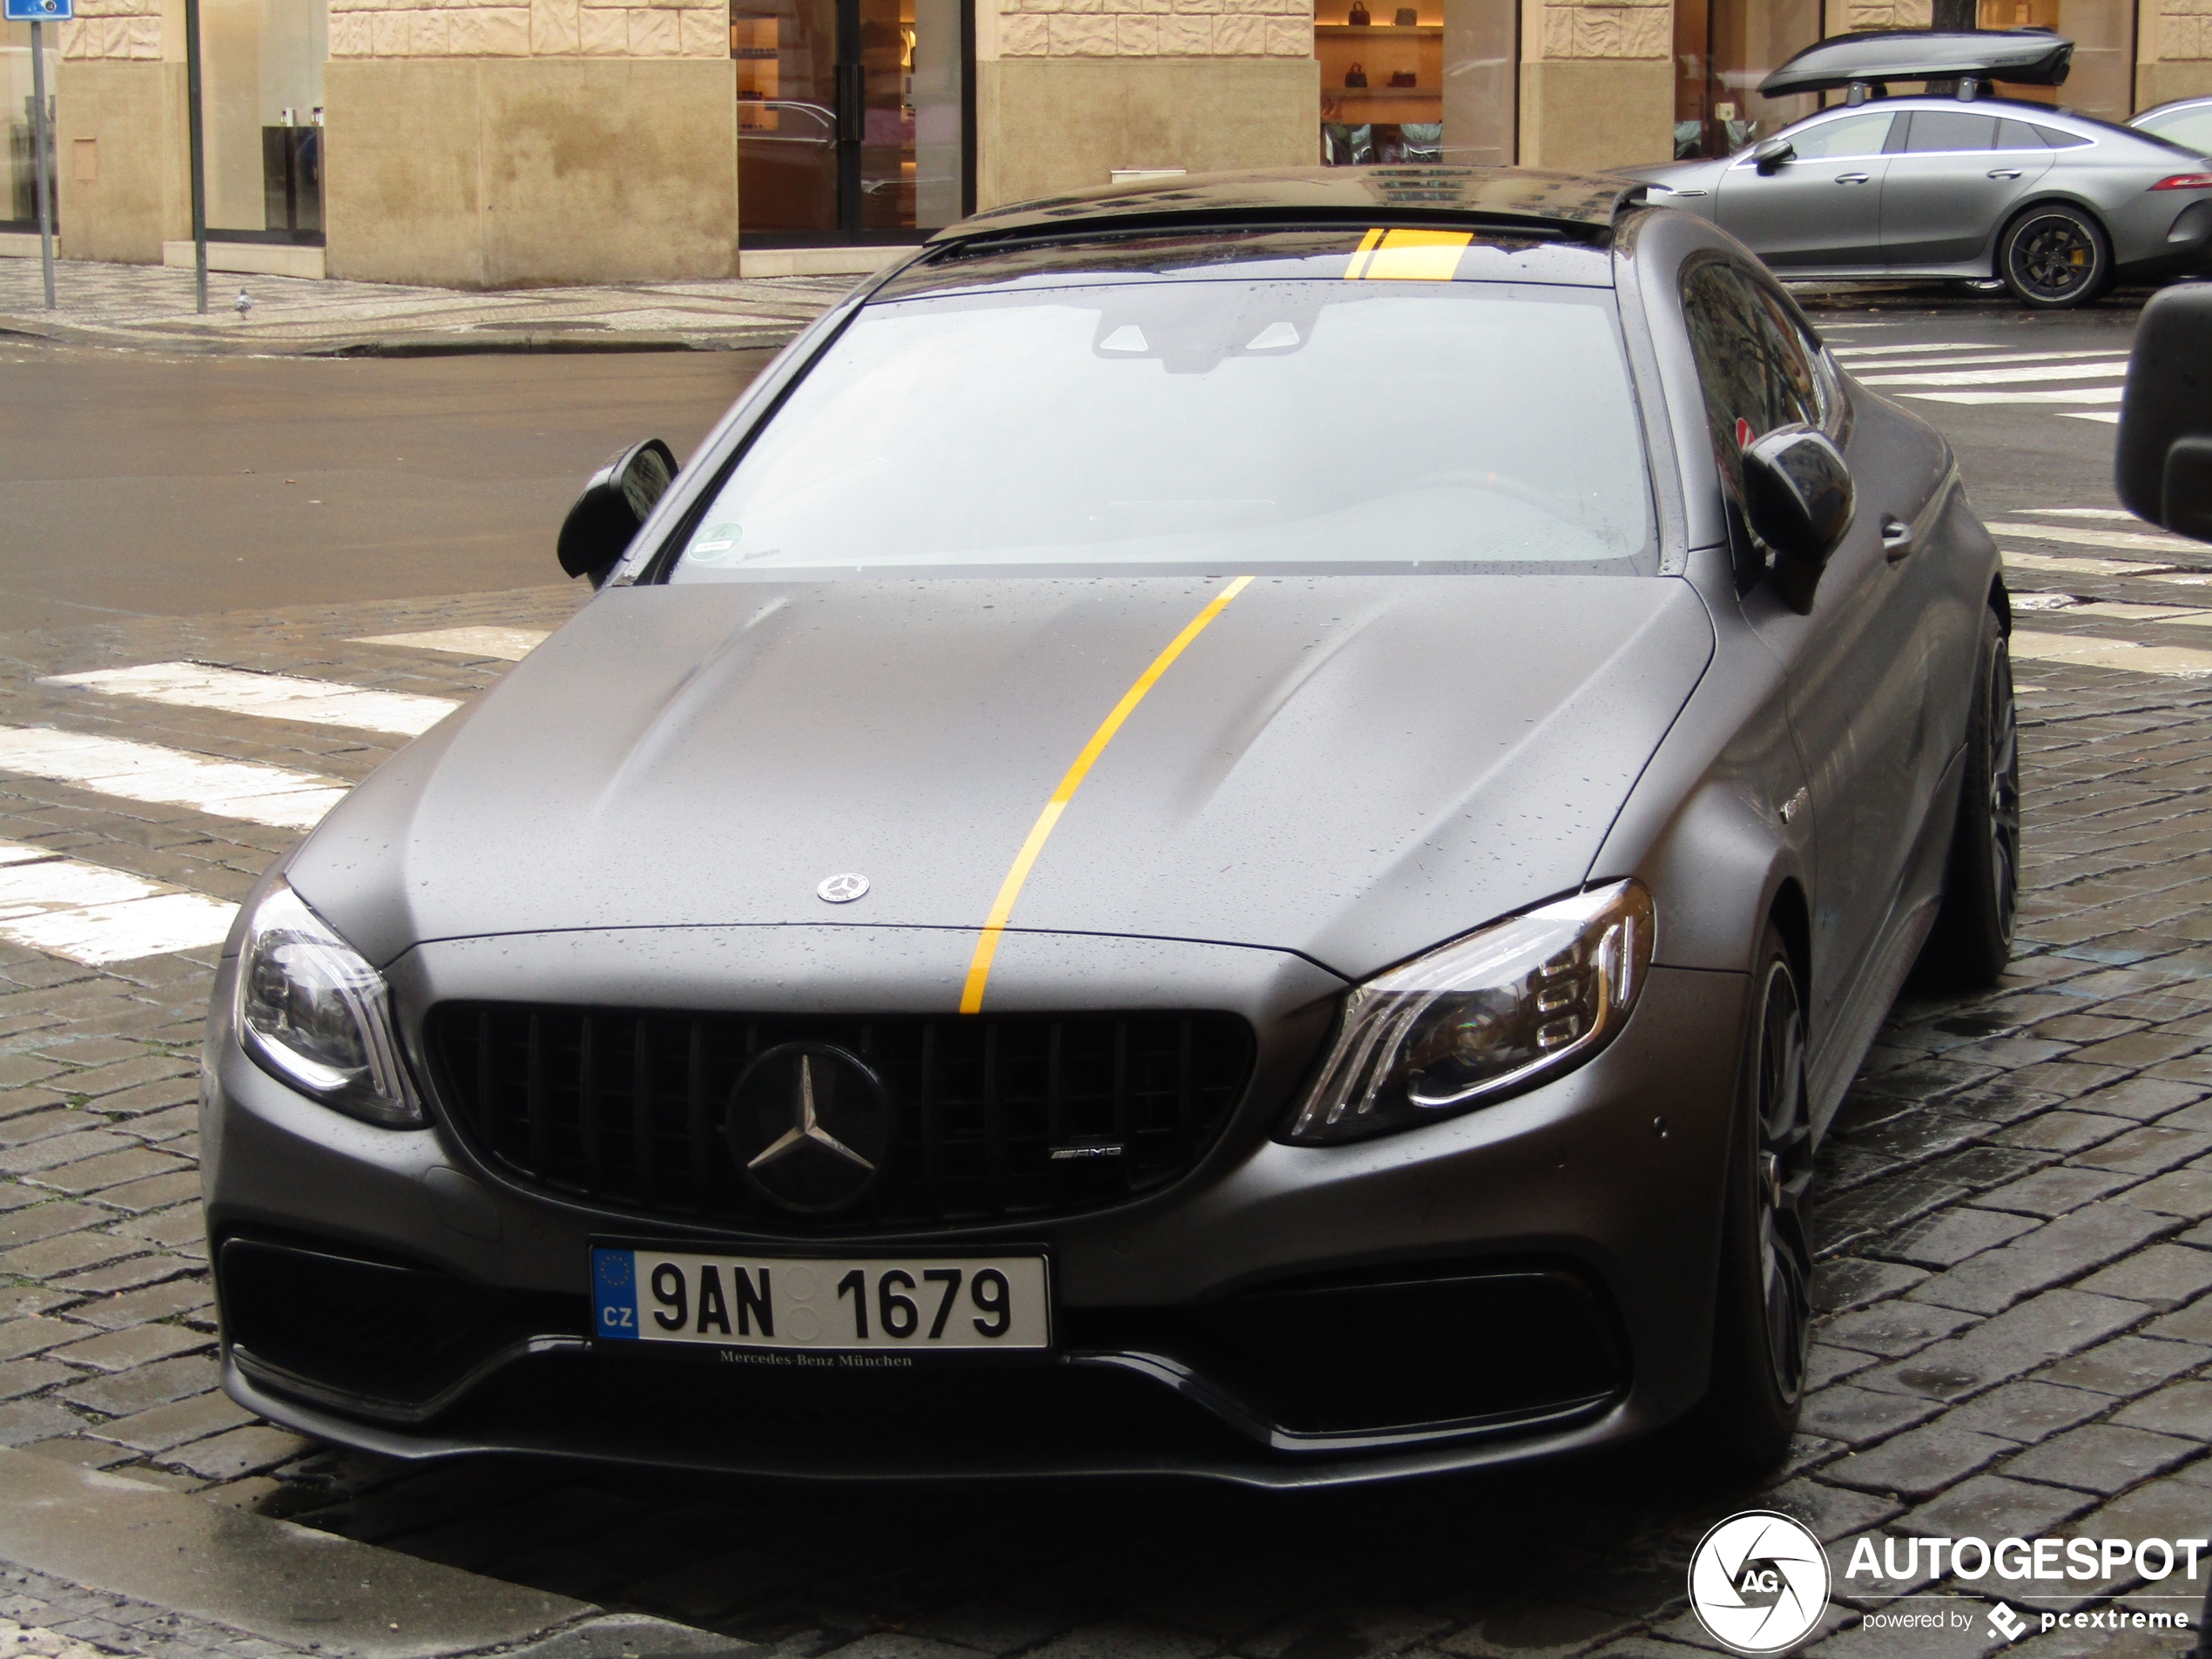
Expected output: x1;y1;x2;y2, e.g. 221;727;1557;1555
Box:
1697;921;1815;1474
1997;205;2113;309
1919;612;2020;988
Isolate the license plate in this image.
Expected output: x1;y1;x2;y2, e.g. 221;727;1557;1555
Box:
590;1244;1051;1360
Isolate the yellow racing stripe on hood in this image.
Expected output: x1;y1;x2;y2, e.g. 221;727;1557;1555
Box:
959;576;1255;1014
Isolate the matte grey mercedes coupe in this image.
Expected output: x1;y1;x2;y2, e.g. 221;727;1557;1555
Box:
202;168;2016;1486
1623;30;2212;308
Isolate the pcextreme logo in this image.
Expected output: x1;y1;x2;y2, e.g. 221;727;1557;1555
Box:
1689;1511;1833;1655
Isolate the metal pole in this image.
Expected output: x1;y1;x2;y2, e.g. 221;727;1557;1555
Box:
28;17;53;309
183;0;206;314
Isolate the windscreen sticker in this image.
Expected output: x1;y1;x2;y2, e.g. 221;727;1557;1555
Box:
1345;227;1475;281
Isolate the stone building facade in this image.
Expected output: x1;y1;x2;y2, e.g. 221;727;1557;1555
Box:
3;0;2209;285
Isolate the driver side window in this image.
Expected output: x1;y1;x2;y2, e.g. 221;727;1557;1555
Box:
1681;260;1819;499
1779;111;1896;161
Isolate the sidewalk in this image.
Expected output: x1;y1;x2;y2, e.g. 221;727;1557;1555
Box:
0;258;851;357
0;1447;747;1659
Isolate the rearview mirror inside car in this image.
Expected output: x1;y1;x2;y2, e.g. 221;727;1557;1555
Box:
557;437;678;587
1751;137;1794;173
1743;423;1854;609
2116;283;2212;546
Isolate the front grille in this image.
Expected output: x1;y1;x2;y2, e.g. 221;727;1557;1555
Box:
426;1004;1256;1233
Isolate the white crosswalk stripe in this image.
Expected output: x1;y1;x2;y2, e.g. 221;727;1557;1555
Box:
0;841;235;965
1986;522;2206;555
1833;337;2128;421
0;727;348;831
0;633;526;968
1856;361;2131;388
44;663;459;737
1833;350;2128;374
352;626;548;661
1900;387;2124;407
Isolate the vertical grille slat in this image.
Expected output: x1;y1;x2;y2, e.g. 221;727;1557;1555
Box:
631;1017;655;1204
686;1020;711;1211
430;1004;1255;1234
524;1011;549;1177
578;1015;602;1192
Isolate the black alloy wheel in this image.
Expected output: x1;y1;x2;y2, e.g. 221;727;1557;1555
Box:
1697;922;1815;1472
1919;612;2020;988
1999;206;2111;308
1748;954;1815;1409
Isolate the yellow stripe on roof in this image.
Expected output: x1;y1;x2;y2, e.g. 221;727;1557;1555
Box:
958;577;1255;1015
1345;226;1386;280
1358;227;1475;281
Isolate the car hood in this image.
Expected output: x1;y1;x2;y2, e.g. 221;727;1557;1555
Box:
292;576;1714;987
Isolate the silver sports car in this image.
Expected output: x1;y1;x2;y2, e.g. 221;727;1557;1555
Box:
202;168;2014;1486
1624;30;2212;307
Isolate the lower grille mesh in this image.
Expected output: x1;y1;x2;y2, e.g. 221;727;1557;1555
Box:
426;1005;1254;1233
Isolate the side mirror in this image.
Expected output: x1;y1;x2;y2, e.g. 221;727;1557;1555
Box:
557;438;678;587
1743;423;1854;610
1752;137;1795;173
2116;282;2212;545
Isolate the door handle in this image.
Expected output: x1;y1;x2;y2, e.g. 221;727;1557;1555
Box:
1834;172;1871;185
1986;166;2022;179
836;63;864;144
1882;516;1916;563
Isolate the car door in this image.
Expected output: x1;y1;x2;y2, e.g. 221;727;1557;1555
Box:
1714;108;1897;268
1678;257;1938;1047
1880;111;2055;267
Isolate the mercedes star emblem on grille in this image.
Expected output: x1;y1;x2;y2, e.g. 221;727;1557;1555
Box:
729;1042;894;1214
817;873;869;903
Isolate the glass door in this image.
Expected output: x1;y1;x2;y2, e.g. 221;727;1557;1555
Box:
736;0;965;243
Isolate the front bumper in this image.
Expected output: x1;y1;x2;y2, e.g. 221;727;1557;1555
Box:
202;928;1749;1487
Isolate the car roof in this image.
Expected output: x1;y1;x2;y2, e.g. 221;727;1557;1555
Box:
2133;95;2212;121
1784;94;2145;145
927;166;1639;250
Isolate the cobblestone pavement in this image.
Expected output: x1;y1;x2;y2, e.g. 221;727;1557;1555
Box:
0;259;848;355
8;321;2212;1659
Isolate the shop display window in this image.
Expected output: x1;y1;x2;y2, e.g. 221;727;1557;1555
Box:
735;0;963;244
3;21;57;233
1314;0;1514;168
201;0;326;241
1673;0;1820;158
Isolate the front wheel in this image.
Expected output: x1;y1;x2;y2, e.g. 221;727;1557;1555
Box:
1919;612;2020;988
1998;205;2112;309
1696;922;1815;1474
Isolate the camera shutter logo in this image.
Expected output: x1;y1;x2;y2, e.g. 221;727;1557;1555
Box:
1689;1511;1831;1654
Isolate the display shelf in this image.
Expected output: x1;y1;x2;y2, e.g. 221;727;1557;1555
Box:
1324;87;1444;101
1316;23;1441;33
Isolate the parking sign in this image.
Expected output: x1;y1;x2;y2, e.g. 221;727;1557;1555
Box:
3;0;73;18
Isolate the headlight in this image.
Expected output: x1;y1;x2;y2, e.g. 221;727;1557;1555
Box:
1283;880;1655;1145
236;879;422;1127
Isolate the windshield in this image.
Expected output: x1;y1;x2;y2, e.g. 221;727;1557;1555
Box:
665;279;1656;580
2137;104;2212;156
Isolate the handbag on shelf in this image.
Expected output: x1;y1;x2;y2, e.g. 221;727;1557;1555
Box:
1346;3;1371;23
1344;61;1367;85
1387;68;1415;84
1393;9;1418;24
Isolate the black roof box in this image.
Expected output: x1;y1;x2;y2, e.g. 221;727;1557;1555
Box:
1757;28;2073;96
